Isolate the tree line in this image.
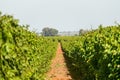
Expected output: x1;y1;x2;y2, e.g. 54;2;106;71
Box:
41;27;90;36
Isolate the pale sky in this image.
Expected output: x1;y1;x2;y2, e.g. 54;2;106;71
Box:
0;0;120;32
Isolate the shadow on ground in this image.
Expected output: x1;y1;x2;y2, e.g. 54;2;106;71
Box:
63;54;81;80
63;53;96;80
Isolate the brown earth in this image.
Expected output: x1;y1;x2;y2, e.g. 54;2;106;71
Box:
46;43;72;80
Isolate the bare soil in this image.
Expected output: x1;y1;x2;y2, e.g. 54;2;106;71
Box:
46;43;72;80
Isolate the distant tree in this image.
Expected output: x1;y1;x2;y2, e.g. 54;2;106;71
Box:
79;29;89;35
79;29;84;35
74;34;78;36
42;27;58;36
0;11;2;16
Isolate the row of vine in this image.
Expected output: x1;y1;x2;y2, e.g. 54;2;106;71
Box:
0;13;58;80
61;25;120;80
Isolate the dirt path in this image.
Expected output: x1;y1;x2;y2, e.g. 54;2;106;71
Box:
46;43;72;80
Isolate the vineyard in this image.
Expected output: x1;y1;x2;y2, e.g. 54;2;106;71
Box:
0;12;120;80
60;26;120;80
0;13;58;79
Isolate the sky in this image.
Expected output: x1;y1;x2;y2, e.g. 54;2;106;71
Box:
0;0;120;32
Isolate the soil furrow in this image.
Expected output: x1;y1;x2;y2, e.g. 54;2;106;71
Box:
46;43;72;80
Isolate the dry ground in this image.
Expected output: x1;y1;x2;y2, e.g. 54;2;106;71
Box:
46;43;72;80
